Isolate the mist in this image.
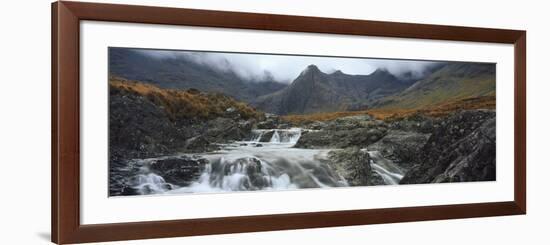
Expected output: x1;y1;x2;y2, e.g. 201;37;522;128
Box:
136;49;441;83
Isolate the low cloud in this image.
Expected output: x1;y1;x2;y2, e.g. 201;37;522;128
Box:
136;49;441;83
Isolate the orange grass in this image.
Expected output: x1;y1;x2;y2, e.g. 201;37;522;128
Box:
368;96;496;120
281;110;371;124
282;96;495;123
110;77;262;120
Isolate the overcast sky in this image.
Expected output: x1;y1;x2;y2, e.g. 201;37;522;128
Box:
137;49;440;83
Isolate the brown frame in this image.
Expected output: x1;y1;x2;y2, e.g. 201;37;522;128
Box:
51;1;526;244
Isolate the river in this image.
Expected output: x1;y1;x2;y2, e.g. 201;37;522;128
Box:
125;128;404;195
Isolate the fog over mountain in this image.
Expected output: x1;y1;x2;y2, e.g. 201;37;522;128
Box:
136;49;440;82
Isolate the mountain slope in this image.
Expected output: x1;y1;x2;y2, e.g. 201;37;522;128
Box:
373;63;496;109
254;65;409;115
109;48;287;102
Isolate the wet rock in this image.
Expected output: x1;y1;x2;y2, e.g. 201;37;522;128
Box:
109;90;189;160
120;185;140;196
206;118;253;142
325;115;374;130
109;87;256;161
368;130;431;170
256;114;280;129
276;123;291;129
400;110;496;184
325;147;376;186
148;156;208;187
209;157;270;190
258;130;275;142
368;171;387;186
305;121;328;130
294;127;386;149
184;135;211;152
387;114;434;133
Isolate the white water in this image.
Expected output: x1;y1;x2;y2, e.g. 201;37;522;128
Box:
127;173;177;195
251;128;303;144
368;151;404;185
128;128;405;195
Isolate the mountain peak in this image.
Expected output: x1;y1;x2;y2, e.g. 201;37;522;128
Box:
331;70;345;75
300;64;322;76
370;68;397;79
372;68;389;74
307;64;319;69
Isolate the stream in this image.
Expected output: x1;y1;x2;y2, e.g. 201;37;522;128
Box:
125;128;405;195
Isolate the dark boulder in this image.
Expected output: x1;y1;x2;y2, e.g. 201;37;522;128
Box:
205;118;250;142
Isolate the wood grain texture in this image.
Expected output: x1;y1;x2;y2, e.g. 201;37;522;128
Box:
61;1;524;43
514;32;527;213
51;2;58;243
51;1;527;244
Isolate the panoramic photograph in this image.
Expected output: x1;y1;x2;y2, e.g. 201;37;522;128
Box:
108;47;496;196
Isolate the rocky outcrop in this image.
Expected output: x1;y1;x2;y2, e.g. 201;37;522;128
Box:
204;117;255;143
386;114;435;134
400;110;496;184
109;89;185;161
294;116;387;149
367;130;431;170
293;109;496;186
295;128;385;149
325;147;384;186
256;113;290;129
109;155;209;195
109;79;258;161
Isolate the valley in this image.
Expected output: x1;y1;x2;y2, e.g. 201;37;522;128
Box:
108;47;496;196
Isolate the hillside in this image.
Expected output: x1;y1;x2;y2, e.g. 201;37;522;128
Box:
372;63;495;109
109;77;262;120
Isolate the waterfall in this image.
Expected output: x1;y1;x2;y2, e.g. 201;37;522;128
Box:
128;173;177;195
270;131;281;143
367;150;404;185
121;142;348;194
167;152;346;194
250;128;303;144
253;131;265;142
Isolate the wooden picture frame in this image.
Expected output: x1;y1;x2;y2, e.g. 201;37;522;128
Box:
51;1;526;244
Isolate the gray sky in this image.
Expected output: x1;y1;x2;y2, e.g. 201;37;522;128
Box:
137;49;439;83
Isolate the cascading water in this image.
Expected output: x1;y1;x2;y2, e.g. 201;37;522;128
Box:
250;128;302;144
123;128;405;195
270;130;281;143
127;173;177;195
367;151;404;185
